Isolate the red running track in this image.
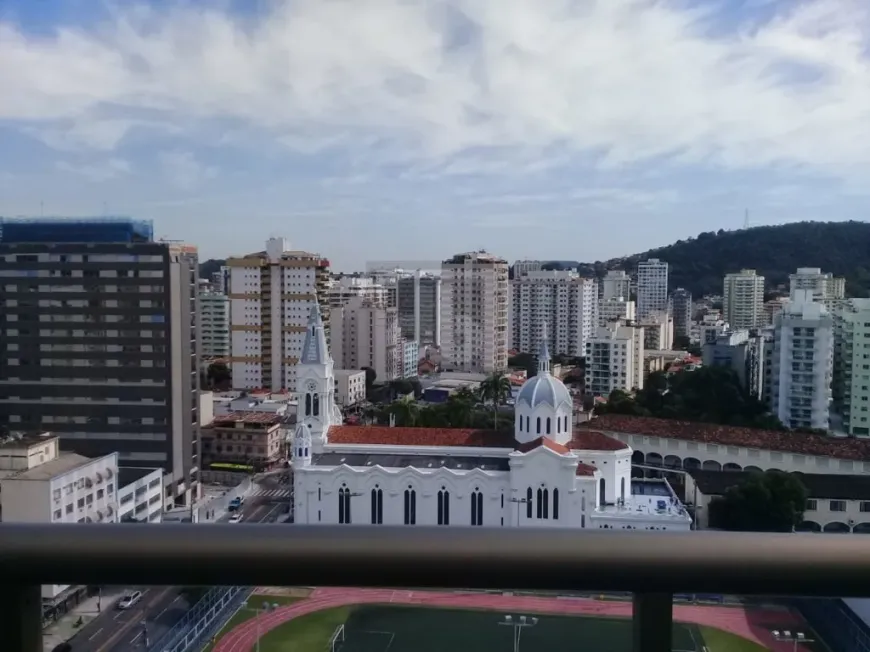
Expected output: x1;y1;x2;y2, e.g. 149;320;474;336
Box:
213;588;810;652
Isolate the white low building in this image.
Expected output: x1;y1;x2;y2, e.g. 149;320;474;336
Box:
334;369;366;407
118;467;164;523
291;306;690;531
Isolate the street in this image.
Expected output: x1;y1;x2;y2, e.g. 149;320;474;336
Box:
64;475;292;651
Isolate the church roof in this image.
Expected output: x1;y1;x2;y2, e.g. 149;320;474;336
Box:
516;372;572;410
568;430;630;451
300;303;329;365
515;437;570;454
576;463;598;476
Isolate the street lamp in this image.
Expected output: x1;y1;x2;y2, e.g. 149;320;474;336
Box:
772;629;815;652
499;614;538;652
247;600;281;652
510;497;529;526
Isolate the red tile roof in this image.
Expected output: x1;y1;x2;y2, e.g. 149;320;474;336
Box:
584;414;870;462
209;411;282;427
327;426;513;448
515;437;570;454
568;430;629;451
576;463;598;476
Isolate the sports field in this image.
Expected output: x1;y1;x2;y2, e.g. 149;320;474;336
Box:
334;605;706;652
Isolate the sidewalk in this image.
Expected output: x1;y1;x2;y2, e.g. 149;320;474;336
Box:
43;588;125;652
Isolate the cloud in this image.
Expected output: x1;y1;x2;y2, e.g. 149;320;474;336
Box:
159;150;216;190
2;0;870;180
55;157;131;182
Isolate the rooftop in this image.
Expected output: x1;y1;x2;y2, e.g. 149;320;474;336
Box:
311;452;510;472
209;411;283;427
0;432;55;450
118;466;160;487
689;469;870;501
584;414;870;462
5;453;96;481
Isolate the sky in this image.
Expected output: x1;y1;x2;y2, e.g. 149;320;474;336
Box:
1;0;870;271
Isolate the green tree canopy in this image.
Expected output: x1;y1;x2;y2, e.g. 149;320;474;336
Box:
708;470;808;533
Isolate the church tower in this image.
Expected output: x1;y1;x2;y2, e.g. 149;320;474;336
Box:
296;303;341;452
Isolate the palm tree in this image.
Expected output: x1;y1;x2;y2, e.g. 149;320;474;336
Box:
388;398;420;427
445;390;475;427
478;372;513;430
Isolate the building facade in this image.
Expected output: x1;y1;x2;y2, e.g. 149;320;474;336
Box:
328;276;389;309
600;270;632;302
200;290;230;358
117;467;164;523
0;217;200;507
227;237;330;393
723;269;765;330
702;329;765;399
598;298;636;326
636;260;668;320
333;369;366;407
291;312;690;531
330;297;401;382
584;324;645;397
670;288;692;339
833;298;870;437
638;311;674;351
510;271;597;357
790;267;846;303
397;271;441;351
201;412;286;472
441;252;509;373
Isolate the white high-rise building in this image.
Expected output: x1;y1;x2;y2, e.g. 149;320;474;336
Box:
789;267;846;303
327;276;389;309
510;271;597;357
330;297;402;382
227;237;330;392
598;298;636;326
723;269;765;330
601;270;632;301
441;252;509;373
584;324;645;397
636;260;668;320
512;260;544;278
638;311;674;351
200;291;230;358
769;290;834;431
833;299;870;437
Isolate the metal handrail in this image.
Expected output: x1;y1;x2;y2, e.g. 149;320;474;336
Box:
1;524;869;596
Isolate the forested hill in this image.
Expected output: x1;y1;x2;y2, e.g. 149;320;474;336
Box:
575;221;870;298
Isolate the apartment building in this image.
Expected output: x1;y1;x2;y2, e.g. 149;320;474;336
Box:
510;270;597;357
200;290;230;358
201;412;286;472
790;267;846;303
636;259;668;320
227;237;330;392
397;271;441;351
0;217;199;507
599;297;636;326
512;260;544;278
638;311;674;351
723;269;765;329
764;297;789;326
832;298;870;437
670;288;692;339
333;369;366;407
117;467;163;523
441;252;509;373
702;330;765;399
584;323;645;397
768;290;834;431
328;276;389;309
330;297;401;382
601;270;632;301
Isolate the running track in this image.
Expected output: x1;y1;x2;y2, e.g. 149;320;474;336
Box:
214;588;810;652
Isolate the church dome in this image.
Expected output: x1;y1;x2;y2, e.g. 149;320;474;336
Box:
516;372;572;410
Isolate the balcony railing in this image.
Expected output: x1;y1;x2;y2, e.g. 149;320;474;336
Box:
4;525;870;652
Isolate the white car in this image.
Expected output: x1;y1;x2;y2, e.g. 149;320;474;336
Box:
117;591;142;610
229;513;243;524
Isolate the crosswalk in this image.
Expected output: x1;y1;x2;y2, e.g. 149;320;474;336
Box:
251;488;292;499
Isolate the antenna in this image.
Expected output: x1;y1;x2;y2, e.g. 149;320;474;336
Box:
743;208;750;230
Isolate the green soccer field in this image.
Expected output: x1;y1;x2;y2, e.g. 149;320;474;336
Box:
334;605;704;652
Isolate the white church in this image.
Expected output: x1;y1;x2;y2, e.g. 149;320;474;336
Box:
292;305;691;531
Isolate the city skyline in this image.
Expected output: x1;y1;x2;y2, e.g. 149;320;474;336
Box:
2;0;870;269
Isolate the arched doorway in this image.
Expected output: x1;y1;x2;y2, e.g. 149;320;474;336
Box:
664;455;682;469
683;457;701;470
723;462;742;472
646;452;663;467
852;523;870;534
823;522;851;534
744;465;763;473
702;460;722;471
632;451;645;465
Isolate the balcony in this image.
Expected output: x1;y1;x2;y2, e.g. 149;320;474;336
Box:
3;525;869;652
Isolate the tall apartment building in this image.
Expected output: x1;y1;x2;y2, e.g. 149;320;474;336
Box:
598;297;636;326
638;311;674;351
200;290;230;358
328;276;389;309
768;290;834;431
330;297;401;382
397;271;442;351
723;269;765;330
584;324;645;397
670;288;692;339
636;259;668;320
0;217;199;505
601;270;632;301
509;270;597;357
227;237;330;392
833;299;870;436
702;330;765;399
441;252;509;373
512;260;544;279
790;267;846;302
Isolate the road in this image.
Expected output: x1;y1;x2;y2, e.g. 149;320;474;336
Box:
68;477;292;651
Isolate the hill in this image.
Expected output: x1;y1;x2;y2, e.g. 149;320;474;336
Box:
199;258;226;280
576;221;870;298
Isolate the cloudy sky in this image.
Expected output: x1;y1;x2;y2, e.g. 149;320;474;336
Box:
1;0;869;270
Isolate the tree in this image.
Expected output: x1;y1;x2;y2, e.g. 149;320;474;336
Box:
361;367;377;388
205;362;231;390
387;398;420;427
478;372;513;430
708;470;808;532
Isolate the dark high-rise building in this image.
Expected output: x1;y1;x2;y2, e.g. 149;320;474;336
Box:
671;287;692;339
397;272;441;349
0;217;200;507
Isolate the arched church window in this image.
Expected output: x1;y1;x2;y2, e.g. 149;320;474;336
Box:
553;488;560;520
338;484;352;524
404;486;416;525
370;485;383;525
471;489;483;526
536;488;543;518
437;487;450;525
305;394;312;416
599;478;606;507
564;415;568;432
313;394;320;417
546;417;551;435
525;416;529;432
536;417;541;435
620;477;626;501
518;416;523;433
526;487;533;518
557;417;560;434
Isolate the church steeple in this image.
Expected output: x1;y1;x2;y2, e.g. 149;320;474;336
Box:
301;303;329;365
538;322;551;375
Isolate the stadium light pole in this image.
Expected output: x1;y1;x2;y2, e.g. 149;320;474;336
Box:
772;630;815;652
246;600;280;652
499;614;538;652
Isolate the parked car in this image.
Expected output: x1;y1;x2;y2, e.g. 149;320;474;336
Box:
117;591;143;610
229;513;243;524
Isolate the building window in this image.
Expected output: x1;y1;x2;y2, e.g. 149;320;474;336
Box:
546;417;551;435
553;488;559;520
437;487;450;525
338;485;352;524
536;417;541;435
404;487;416;525
526;487;533;518
620;477;625;501
860;501;870;513
525;416;529;432
518;417;523;433
805;499;817;511
471;489;483;526
830;500;846;512
305;394;312;416
313;394;320;417
536;487;549;519
599;478;606;506
563;415;568;431
370;486;383;525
